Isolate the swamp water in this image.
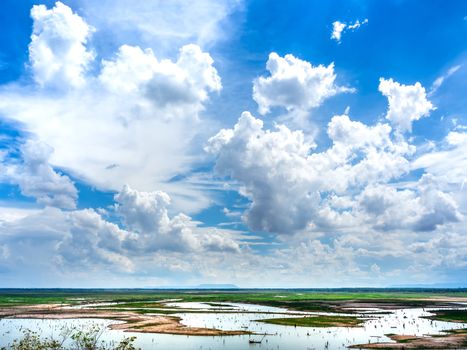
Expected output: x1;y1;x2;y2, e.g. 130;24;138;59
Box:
1;302;466;350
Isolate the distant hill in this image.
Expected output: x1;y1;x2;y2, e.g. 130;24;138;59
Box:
196;284;239;289
144;284;239;289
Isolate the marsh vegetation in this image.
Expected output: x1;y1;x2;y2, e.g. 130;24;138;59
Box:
1;325;138;350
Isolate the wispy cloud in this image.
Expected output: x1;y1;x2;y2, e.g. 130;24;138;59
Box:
331;18;368;43
430;64;462;95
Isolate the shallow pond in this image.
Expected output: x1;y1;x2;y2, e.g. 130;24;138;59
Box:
1;302;466;350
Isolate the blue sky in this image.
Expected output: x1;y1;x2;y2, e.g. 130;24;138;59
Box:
0;0;466;287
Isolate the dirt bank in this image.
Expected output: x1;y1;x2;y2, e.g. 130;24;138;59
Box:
0;304;249;336
349;331;467;349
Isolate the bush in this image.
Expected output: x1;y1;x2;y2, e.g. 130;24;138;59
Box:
1;325;139;350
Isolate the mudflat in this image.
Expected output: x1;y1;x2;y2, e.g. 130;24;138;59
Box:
0;304;249;336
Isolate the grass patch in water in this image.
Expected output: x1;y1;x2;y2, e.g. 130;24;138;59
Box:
258;315;363;327
426;309;467;323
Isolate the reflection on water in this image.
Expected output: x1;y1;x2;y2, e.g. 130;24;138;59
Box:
0;302;466;350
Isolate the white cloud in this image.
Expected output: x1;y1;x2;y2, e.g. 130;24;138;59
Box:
252;52;353;115
115;185;240;253
331;19;368;43
356;178;461;232
0;185;464;287
29;1;94;88
331;21;346;43
409;232;467;270
378;78;434;132
3;140;78;209
207;111;320;233
223;207;241;218
0;207;41;223
357;184;419;230
76;0;242;53
430;64;462;94
115;185;172;236
415;174;462;231
207;107;464;236
57;208;134;271
0;185;243;282
207;111;415;233
99;43;221;110
0;207;133;273
412;131;467;186
115;185;199;252
370;263;381;274
322;114;413;190
0;204;361;286
0;2;223;213
347;19;368;30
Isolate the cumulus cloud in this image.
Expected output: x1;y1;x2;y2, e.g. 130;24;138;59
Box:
0;207;41;223
318;114;413;193
379;78;434;132
99;43;221;111
207;105;462;236
29;2;94;88
415;175;462;231
252;52;353;115
115;185;240;253
0;2;223;213
0;182;464;287
331;21;346;43
331;19;368;43
115;185;199;252
357;185;419;229
207;111;413;233
207;111;320;233
356;178;461;232
115;185;172;235
409;232;467;270
0;207;132;273
57;208;134;271
0;185;242;282
3;140;78;209
0;203;365;286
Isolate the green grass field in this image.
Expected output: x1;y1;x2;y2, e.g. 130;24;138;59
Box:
0;289;466;310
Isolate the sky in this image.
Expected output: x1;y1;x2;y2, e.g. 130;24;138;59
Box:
0;0;466;288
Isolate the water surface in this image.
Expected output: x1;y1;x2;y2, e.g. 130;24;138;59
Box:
1;302;466;350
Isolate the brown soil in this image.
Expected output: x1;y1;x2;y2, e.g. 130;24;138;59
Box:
0;304;249;336
349;331;467;349
418;297;467;303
